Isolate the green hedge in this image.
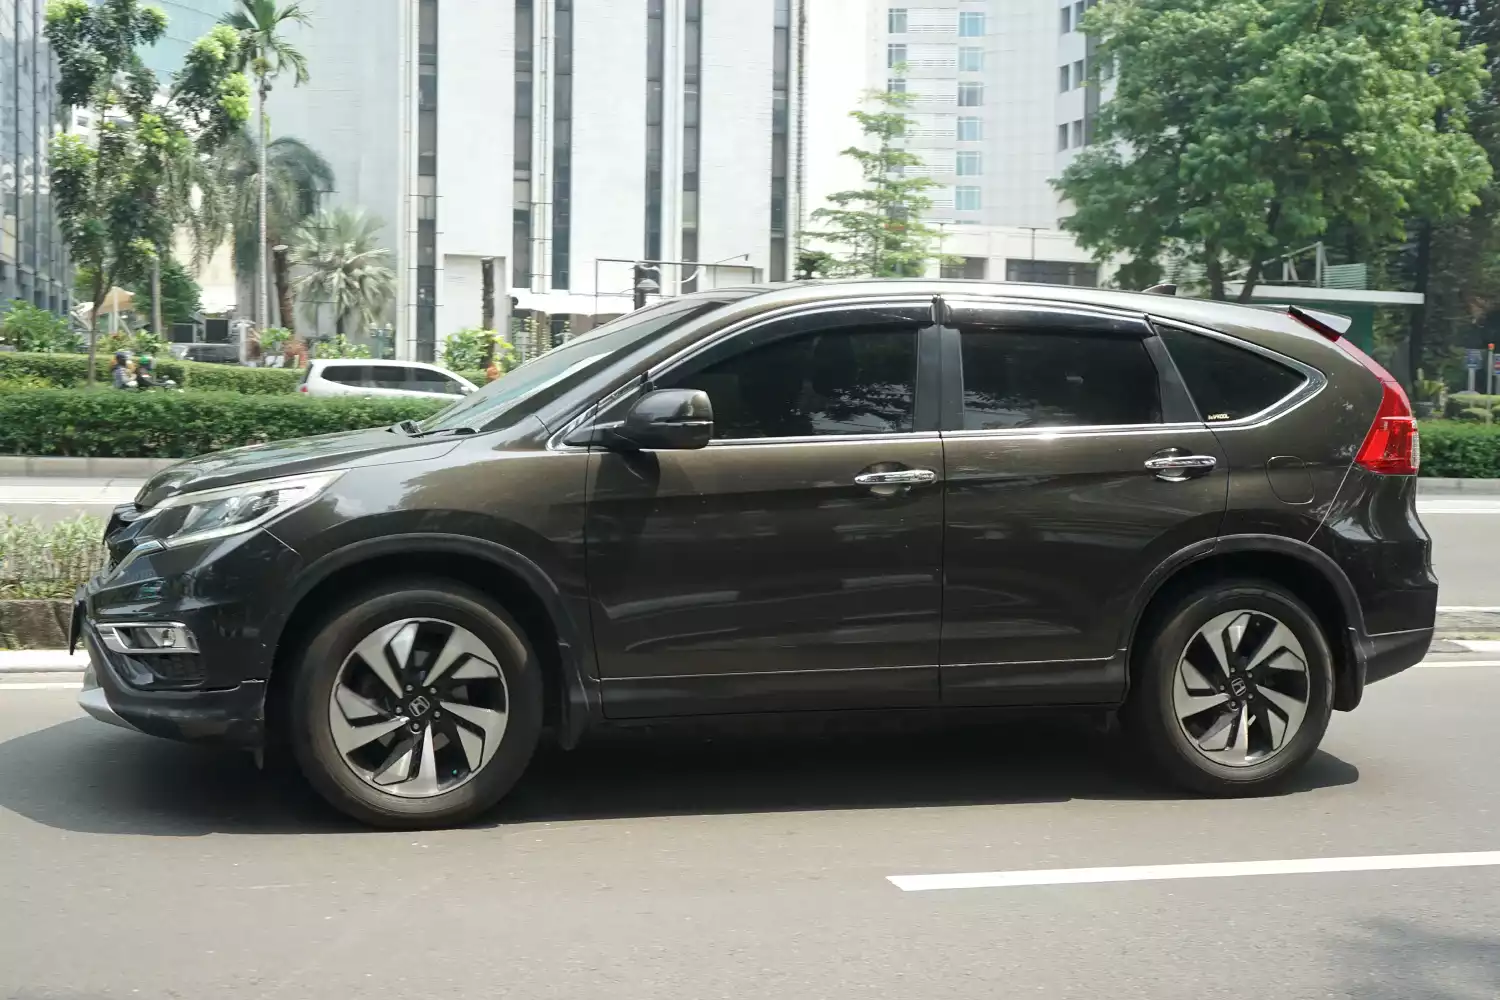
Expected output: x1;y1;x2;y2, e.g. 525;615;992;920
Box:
0;388;447;458
455;369;488;386
1420;421;1500;479
0;351;302;394
1444;393;1500;419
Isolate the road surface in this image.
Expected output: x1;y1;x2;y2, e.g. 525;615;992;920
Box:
6;477;1500;607
2;652;1500;998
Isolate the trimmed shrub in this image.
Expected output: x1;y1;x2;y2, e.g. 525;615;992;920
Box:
1420;421;1500;478
0;351;302;393
455;368;489;386
0;388;447;458
180;363;303;394
1457;407;1494;424
1445;392;1500;419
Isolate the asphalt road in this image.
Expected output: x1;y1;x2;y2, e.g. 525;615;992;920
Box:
2;657;1499;999
6;477;1500;607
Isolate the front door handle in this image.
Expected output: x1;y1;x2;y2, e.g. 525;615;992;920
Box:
854;469;938;486
1144;454;1217;481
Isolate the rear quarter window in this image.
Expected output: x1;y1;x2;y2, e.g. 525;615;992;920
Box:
1158;326;1306;422
319;364;367;386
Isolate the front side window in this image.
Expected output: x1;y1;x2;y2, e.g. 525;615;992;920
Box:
958;328;1162;430
1157;326;1306;422
320;365;367;386
958;11;985;36
370;365;412;391
665;325;918;440
412;368;465;394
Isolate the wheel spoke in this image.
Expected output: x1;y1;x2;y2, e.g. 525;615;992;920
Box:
1222;703;1252;764
423;625;499;687
1244;622;1303;675
334;684;390;722
402;724;442;797
351;621;412;698
372;739;416;785
1194;705;1236;751
1183;633;1229;689
1258;685;1307;749
332;711;409;755
442;700;507;771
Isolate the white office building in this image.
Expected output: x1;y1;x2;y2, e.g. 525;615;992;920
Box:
801;0;1113;286
271;0;795;362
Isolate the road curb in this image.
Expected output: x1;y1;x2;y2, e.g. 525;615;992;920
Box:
0;650;88;672
1418;478;1500;494
0;456;177;478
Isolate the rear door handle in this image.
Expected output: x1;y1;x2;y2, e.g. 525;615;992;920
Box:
1144;454;1217;481
854;469;938;486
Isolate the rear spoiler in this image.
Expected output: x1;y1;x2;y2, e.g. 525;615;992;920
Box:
1254;303;1354;342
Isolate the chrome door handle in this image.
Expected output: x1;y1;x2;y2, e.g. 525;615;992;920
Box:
854;469;938;486
1143;455;1218;471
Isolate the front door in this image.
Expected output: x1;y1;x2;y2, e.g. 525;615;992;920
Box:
937;301;1228;706
585;302;945;718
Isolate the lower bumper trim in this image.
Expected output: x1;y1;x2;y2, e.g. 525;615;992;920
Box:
78;685;138;732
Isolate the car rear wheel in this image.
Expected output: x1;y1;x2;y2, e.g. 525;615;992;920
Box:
1125;580;1334;796
288;579;543;828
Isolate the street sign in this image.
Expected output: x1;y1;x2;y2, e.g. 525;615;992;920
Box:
1467;349;1483;371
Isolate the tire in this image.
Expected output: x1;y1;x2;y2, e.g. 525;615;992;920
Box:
288;577;544;828
1123;579;1334;796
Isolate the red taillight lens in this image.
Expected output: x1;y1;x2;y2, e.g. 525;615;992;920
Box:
298;383;308;393
1355;382;1419;475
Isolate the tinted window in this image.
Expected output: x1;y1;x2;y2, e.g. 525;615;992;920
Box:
320;365;368;386
669;328;917;439
369;365;411;390
1159;326;1306;422
411;368;464;394
959;329;1162;429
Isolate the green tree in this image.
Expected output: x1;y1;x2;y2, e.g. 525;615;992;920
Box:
807;88;949;277
129;255;203;330
46;0;248;385
0;300;77;352
220;0;311;344
1056;0;1491;302
288;207;396;338
199;129;333;335
442;327;514;371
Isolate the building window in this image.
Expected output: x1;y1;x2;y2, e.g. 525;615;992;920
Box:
888;7;907;32
955;185;982;211
552;0;573;289
887;78;907;93
957;82;984;106
956;151;982;176
959;46;983;72
1058;123;1070;150
1073;59;1085;88
1072;119;1084;147
770;0;791;280
1058;65;1070;92
1074;0;1085;29
958;11;984;36
646;0;665;261
1060;4;1071;33
681;0;701;291
942;256;988;279
887;42;906;68
415;0;437;362
1006;259;1099;287
512;0;534;289
957;116;982;141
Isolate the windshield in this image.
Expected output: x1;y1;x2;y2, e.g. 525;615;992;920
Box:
417;296;738;433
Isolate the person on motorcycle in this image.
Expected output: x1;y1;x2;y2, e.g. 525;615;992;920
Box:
135;355;159;389
110;350;133;389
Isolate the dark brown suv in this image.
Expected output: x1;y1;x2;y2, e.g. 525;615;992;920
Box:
74;281;1435;827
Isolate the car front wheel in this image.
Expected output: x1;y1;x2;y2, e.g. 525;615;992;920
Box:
288;579;544;828
1125;580;1334;796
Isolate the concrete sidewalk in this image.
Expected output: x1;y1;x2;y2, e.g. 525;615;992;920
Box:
0;650;88;673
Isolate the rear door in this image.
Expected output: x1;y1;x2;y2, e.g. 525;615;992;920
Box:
937;299;1228;706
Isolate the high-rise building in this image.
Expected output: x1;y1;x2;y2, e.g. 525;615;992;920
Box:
136;0;237;80
802;0;1114;287
270;0;797;363
0;0;70;314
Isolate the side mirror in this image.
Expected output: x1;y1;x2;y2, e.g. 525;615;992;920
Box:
611;389;714;451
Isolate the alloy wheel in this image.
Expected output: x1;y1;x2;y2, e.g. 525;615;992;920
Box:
327;617;509;798
1172;609;1311;768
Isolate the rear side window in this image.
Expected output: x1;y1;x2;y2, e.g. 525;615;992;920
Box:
958;329;1162;429
320;365;367;386
370;365;411;390
1158;326;1306;422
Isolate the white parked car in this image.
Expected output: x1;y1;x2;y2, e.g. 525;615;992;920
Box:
298;360;478;400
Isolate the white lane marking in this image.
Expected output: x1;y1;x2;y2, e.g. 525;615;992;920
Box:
0;650;88;671
889;850;1500;892
1439;606;1500;612
0;681;82;690
1450;640;1500;652
1417;659;1500;668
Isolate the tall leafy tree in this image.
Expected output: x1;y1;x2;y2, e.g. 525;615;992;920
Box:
220;0;311;345
807;89;949;277
1055;0;1491;303
128;255;203;329
288;207;395;339
199;129;333;334
46;0;249;385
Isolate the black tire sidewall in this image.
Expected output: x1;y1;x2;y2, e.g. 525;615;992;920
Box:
1129;582;1334;794
289;579;544;828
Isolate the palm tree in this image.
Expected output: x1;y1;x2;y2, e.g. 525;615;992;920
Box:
199;128;333;334
220;0;311;344
289;207;395;339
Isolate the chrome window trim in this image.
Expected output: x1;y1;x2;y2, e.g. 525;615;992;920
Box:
941;422;1205;441
1148;317;1327;429
546;295;937;452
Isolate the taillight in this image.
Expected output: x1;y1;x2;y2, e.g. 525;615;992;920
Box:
1355;382;1419;475
299;383;308;393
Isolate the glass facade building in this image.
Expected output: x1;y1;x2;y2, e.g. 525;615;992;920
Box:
136;1;237;80
1;0;69;313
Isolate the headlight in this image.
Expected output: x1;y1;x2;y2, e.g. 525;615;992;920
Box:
140;471;344;549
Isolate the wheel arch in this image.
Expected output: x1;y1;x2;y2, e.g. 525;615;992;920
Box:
1122;535;1366;712
265;533;597;751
